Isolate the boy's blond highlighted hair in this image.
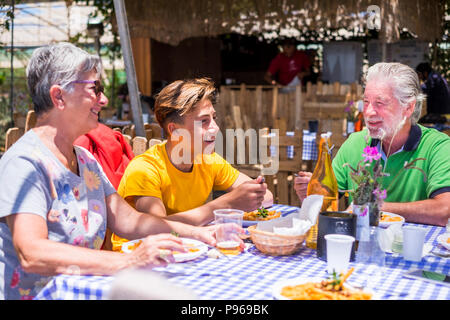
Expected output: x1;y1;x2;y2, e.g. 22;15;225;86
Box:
154;78;217;134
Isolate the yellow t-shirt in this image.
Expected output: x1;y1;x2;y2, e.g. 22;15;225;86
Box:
111;142;240;251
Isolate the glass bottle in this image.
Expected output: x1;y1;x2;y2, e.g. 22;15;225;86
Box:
305;132;339;249
354;112;363;132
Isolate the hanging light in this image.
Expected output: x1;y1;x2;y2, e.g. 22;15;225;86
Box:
87;16;104;38
87;17;103;57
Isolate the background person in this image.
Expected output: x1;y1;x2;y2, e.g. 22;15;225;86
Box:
264;38;311;89
0;43;231;300
294;62;450;227
74;122;135;250
416;62;450;119
111;78;273;251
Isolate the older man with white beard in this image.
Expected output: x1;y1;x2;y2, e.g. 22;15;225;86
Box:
294;62;450;227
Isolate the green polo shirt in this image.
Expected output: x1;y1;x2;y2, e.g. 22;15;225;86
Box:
332;124;450;203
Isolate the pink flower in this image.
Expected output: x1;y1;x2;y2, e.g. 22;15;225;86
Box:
362;146;381;163
361;206;368;217
373;187;387;201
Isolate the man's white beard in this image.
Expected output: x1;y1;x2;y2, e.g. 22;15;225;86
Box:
367;116;407;142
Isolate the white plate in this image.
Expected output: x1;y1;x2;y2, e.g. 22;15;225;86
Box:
436;234;450;250
379;211;405;228
121;238;208;263
272;277;376;300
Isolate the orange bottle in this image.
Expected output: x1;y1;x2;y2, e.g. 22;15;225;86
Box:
305;132;339;249
354;112;363;132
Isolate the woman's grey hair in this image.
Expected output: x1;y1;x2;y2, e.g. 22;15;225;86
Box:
365;62;425;124
26;42;102;115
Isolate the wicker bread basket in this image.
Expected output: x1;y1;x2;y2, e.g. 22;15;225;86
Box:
247;225;308;256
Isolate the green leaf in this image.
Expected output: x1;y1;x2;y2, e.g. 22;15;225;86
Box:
422;271;446;282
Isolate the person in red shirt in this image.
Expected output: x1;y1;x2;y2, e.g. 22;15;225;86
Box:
265;38;311;88
74;122;135;250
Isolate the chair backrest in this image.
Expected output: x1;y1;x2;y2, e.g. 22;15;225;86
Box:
5;127;22;151
443;128;450;137
131;136;148;156
122;124;136;138
148;123;163;139
149;138;163;148
25;110;37;132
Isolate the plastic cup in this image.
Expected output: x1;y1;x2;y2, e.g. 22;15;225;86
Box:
402;226;426;262
213;209;244;255
324;234;355;274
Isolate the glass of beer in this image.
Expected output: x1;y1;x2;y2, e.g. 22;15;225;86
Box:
213;209;244;255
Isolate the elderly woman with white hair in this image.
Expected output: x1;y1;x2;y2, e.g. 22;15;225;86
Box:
0;43;235;300
294;62;450;227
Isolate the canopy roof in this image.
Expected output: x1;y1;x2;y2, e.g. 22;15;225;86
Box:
124;0;444;45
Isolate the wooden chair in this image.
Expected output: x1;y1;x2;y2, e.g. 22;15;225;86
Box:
149;138;163;148
122;134;132;147
147;123;163;139
25;110;37;132
443;128;450;137
122;124;136;138
131;136;148;156
4;127;22;151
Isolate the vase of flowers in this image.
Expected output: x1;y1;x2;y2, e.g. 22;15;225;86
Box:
344;145;387;228
344;144;426;229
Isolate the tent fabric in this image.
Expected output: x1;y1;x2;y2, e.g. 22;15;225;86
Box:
123;0;444;46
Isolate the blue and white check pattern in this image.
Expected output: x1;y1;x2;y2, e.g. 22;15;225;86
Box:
269;131;318;161
34;205;449;300
302;130;318;160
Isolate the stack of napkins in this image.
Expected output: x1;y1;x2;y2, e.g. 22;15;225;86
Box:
256;195;324;236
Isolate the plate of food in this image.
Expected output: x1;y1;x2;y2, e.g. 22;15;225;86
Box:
121;238;208;262
272;269;374;300
379;211;405;228
436;234;450;250
242;207;283;227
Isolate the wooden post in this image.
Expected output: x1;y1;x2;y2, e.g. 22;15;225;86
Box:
294;85;303;131
113;0;145;137
255;85;263;127
130;38;152;96
271;86;278;127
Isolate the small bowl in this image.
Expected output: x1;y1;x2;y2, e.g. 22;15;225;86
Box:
247;225;307;256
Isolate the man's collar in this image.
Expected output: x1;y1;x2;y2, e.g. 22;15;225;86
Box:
369;124;422;151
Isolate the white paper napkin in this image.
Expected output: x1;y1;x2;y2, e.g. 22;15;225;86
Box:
273;218;312;236
299;195;324;225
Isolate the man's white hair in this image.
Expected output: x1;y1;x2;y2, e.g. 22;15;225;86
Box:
365;62;425;124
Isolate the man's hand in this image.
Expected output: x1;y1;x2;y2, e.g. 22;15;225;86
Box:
294;171;312;203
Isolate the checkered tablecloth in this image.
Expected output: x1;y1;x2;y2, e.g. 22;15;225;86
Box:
269;131;318;161
35;205;449;300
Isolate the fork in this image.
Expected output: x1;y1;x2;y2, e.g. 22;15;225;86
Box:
430;249;450;258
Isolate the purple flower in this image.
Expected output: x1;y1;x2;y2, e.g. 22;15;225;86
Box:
361;206;368;217
373;187;387;201
362;146;381;163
